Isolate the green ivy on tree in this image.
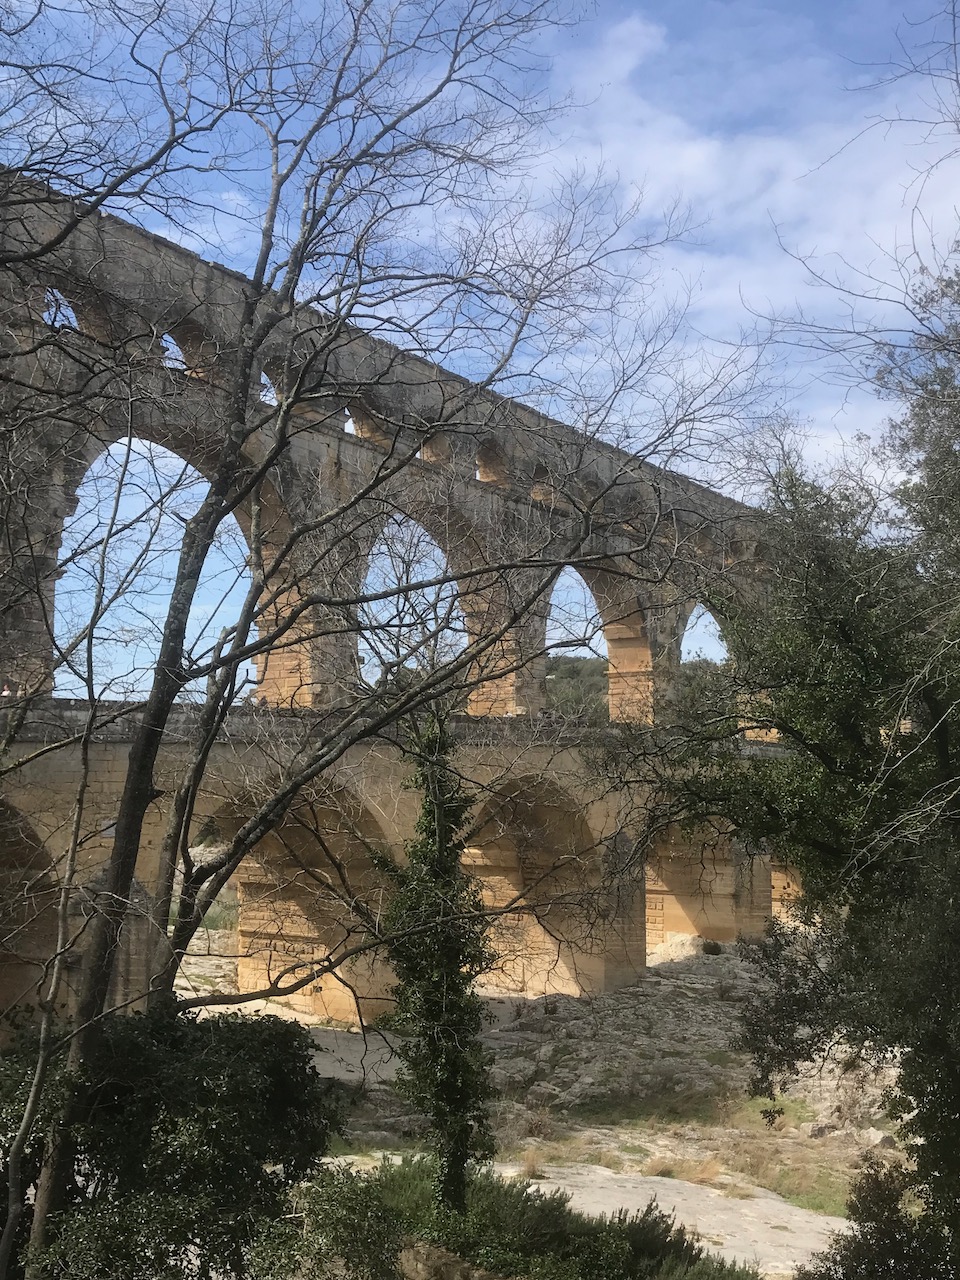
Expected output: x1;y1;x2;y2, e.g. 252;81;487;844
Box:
382;714;495;1214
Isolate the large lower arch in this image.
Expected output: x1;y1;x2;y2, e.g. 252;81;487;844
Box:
226;786;394;1024
465;777;644;996
0;800;61;1019
644;824;772;951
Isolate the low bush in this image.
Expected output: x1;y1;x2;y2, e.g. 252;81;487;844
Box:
250;1164;403;1280
374;1157;759;1280
2;1009;345;1279
795;1161;960;1280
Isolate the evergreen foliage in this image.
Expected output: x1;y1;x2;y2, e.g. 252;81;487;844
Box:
374;1157;760;1280
599;370;960;1268
543;656;609;722
794;1161;960;1279
0;1010;343;1278
248;1164;403;1280
382;719;495;1213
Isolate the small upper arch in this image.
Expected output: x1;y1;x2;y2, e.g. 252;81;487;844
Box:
160;332;188;370
347;403;395;448
475;437;509;485
42;287;78;330
419;431;453;464
153;315;221;377
530;464;555;504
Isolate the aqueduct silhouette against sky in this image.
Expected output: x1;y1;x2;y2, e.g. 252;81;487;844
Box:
0;184;780;1021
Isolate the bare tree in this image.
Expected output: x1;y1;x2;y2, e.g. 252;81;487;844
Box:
0;0;767;1272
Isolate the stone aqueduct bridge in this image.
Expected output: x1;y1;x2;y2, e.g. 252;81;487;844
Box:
4;703;778;1022
0;190;779;1019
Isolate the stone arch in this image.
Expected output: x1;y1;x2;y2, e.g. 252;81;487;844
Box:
349;401;396;448
121;272;242;372
358;510;469;685
465;777;615;996
367;489;553;719
645;824;771;951
53;437;256;700
258;370;278;406
559;565;653;723
149;314;225;378
14;272;129;349
573;471;604;510
226;785;394;1023
42;287;78;330
0;800;60;1018
475;436;509;485
679;601;728;665
160;331;188;370
529;464;555;505
542;566;609;722
34;412;321;709
650;598;731;721
350;470;504;692
170;315;221;370
419;431;453;464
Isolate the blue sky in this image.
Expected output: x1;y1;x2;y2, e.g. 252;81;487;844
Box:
539;0;960;453
56;1;960;686
121;0;960;457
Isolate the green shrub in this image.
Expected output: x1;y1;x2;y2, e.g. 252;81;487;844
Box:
374;1157;757;1280
795;1161;960;1280
249;1164;403;1280
9;1009;345;1279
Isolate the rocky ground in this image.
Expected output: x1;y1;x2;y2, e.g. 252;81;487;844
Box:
178;930;902;1278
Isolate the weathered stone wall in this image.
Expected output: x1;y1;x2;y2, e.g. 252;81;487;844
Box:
0;186;760;720
0;702;781;1022
0;193;777;1021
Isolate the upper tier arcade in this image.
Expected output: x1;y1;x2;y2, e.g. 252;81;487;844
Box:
0;177;759;719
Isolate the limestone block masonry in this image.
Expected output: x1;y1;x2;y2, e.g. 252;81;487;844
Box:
0;181;774;1022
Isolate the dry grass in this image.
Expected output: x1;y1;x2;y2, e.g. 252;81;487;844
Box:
721;1142;851;1217
519;1147;546;1180
640;1156;724;1185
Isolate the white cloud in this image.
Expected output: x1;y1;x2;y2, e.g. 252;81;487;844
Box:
543;3;960;451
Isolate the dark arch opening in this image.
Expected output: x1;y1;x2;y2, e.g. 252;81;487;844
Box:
54;439;256;701
465;778;601;996
358;513;467;687
530;464;555;504
0;802;59;1017
225;786;393;1023
160;333;187;370
672;602;730;719
544;567;608;721
476;437;509;485
419;431;452;464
